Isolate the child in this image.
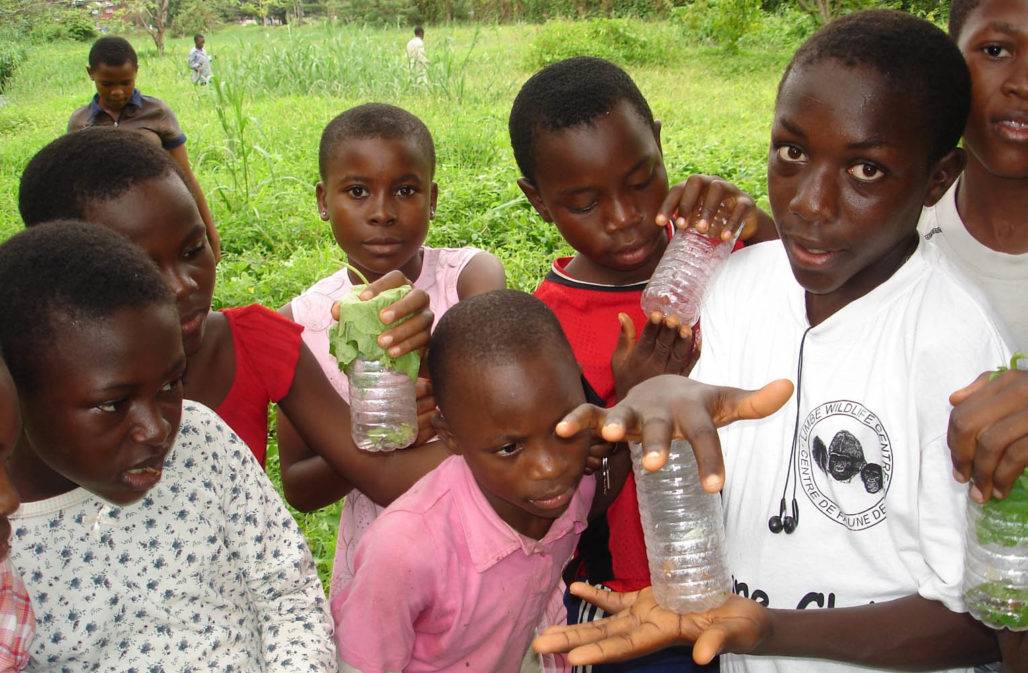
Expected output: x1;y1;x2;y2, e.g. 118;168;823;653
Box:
333;290;791;672
69;36;220;259
279;103;506;598
508;55;769;671
535;10;1011;672
17;128;438;506
406;26;428;84
188;33;213;85
0;356;34;672
918;0;1028;348
0;222;336;671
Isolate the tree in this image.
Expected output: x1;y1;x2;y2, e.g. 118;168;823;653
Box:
124;0;173;54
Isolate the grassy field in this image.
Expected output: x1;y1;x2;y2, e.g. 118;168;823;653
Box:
0;20;791;584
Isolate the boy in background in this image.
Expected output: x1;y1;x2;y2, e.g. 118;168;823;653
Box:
188;34;212;85
406;26;428;85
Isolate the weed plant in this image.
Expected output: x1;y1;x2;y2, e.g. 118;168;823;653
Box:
0;20;785;587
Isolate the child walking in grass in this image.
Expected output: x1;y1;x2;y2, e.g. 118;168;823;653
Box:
0;222;337;671
17;127;438;510
278;102;506;598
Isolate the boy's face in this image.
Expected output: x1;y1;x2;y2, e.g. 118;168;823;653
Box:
195;36;205;49
85;174;216;357
956;0;1028;179
769;61;958;315
87;61;137;113
0;360;22;562
317;136;437;284
519;101;669;286
435;353;591;540
19;304;185;506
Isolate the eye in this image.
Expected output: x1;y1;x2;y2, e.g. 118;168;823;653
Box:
629;168;656;191
495;443;521;457
95;398;125;414
568;200;598;215
345;186;369;199
776;145;806;163
395;185;417;198
184;241;206;259
847;162;886;183
983;43;1012;59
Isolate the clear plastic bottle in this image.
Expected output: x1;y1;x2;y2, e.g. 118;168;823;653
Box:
641;227;737;327
346;357;417;452
631;439;731;613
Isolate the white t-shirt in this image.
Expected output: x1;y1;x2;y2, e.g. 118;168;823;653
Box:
406;36;428;67
9;403;337;673
691;241;1012;673
918;178;1028;349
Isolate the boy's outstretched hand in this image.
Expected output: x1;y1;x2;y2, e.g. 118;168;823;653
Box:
611;311;698;401
534;583;771;666
656;174;773;243
556;374;794;492
948;366;1028;502
331;269;434;358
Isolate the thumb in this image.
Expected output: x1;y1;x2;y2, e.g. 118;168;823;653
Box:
713;379;794;427
614;313;637;357
693;625;730;665
950;371;991;406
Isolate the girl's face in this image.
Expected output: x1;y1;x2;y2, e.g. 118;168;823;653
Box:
956;0;1028;179
0;359;22;561
317;136;437;284
19;303;185;506
84;174;216;357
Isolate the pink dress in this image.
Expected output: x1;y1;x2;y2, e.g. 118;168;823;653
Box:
289;246;483;599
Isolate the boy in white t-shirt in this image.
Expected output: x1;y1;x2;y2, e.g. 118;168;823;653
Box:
535;10;1011;673
917;0;1027;348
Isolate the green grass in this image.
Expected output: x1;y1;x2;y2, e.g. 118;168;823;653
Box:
0;19;789;587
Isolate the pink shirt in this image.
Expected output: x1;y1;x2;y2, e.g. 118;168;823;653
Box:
332;455;595;673
289;246;482;599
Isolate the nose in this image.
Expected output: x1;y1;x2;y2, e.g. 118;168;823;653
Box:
527;442;571;482
163;264;199;306
605;192;642;233
1002;53;1028;99
129;400;172;447
368;192;396;226
789;163;835;224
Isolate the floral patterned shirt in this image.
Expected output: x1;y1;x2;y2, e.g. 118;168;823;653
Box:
9;403;336;673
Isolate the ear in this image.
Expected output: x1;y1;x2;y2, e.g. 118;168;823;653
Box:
652;119;663;155
923;147;966;208
429;181;439;218
86;66;95;81
431;412;462;456
517;177;553;223
315;182;329;221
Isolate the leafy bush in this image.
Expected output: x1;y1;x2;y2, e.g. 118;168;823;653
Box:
0;41;25;93
527;18;673;68
29;11;98;43
738;5;816;50
672;0;760;51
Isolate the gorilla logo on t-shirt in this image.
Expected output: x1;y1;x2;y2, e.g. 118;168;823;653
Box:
797;400;893;531
812;430;884;494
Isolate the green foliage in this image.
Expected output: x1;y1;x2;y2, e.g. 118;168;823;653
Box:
0;42;25;93
331;0;418;24
527;18;674;68
672;0;760;51
28;10;99;43
172;0;231;36
330;285;422;381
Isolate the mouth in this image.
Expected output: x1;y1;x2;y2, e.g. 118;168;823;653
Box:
783;234;841;269
179;307;209;340
362;238;406;256
993;116;1028;143
611;238;658;267
121;454;169;492
528;482;578;511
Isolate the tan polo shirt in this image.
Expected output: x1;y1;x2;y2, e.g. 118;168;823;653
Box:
67;89;186;150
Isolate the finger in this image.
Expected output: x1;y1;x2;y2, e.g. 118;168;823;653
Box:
693;625;730;665
566;623;679;665
993;435;1028;499
947;376;1017;487
331;301;341;321
379;311;432;356
651;317;680;366
569;582;637;614
597;405;643;443
712;379;795;426
378;287;430;325
557;404;608;438
359;269;408;300
696;180;726;234
415;377;434;400
657;182;687;227
673;176;707;230
950;371;991;406
634;313;661;359
640;415;674;467
723;198;754;242
533;614;639;658
974;410;1028;499
613;313;637;359
669;403;724;492
668;327;694;375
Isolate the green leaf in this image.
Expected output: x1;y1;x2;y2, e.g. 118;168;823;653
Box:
328;284;421;382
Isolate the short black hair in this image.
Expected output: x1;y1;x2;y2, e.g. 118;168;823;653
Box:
508;56;655;184
948;0;983;39
318;103;436;180
427;290;575;411
19;127;183;226
0;221;172;394
194;34;204;42
88;36;138;69
782;9;970;163
414;26;424;36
